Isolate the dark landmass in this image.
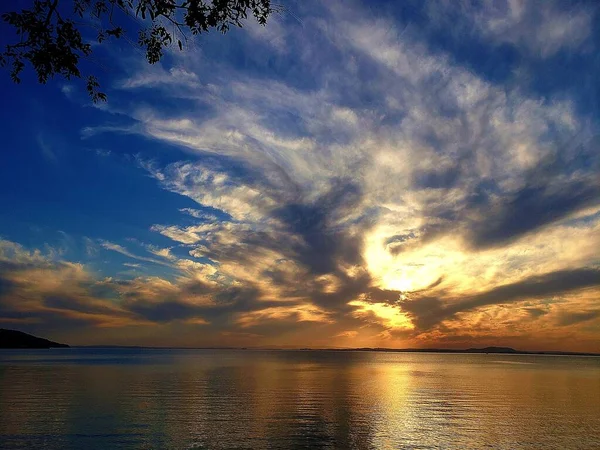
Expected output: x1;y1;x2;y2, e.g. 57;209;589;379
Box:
0;329;69;349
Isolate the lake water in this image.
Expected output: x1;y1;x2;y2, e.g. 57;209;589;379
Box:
0;349;599;449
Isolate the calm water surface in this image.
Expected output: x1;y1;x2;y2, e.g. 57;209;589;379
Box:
0;349;599;449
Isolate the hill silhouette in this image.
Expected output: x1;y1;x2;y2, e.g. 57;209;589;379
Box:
465;347;518;353
0;329;69;349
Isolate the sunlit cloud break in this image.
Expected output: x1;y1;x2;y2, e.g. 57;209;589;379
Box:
0;0;599;351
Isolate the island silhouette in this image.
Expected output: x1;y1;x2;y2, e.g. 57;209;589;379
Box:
0;329;69;349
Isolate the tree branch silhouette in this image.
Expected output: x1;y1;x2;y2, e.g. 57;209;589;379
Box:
1;0;278;101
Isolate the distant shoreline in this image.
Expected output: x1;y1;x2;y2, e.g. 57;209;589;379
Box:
70;345;600;357
2;330;598;356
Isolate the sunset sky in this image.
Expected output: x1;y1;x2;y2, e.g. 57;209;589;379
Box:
0;0;599;351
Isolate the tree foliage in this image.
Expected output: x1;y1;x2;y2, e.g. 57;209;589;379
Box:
1;0;275;101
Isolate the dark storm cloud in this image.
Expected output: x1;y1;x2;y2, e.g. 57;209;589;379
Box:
128;300;203;323
168;168;389;316
462;268;600;310
396;134;599;252
403;268;600;330
523;307;548;319
468;138;600;248
397;124;600;253
272;179;365;275
248;176;398;314
470;178;600;249
412;166;461;190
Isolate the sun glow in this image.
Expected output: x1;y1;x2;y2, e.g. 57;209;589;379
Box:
385;276;414;293
349;299;414;330
362;225;442;293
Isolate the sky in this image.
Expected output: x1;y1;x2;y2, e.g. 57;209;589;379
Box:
0;0;599;351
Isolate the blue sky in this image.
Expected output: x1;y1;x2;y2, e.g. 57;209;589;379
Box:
0;0;599;350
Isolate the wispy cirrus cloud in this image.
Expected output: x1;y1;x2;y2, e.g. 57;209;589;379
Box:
438;0;595;58
99;240;174;267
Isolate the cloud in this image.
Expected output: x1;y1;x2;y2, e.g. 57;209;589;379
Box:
236;304;333;328
118;67;201;90
103;0;598;348
471;0;593;58
0;240;138;330
0;240;219;331
3;0;600;349
179;208;219;221
429;0;594;58
523;307;549;319
243;13;288;52
556;310;600;327
402;268;600;330
99;240;174;267
0;238;344;339
335;330;359;339
467;137;600;248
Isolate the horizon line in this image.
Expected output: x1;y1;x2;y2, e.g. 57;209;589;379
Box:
68;345;600;357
